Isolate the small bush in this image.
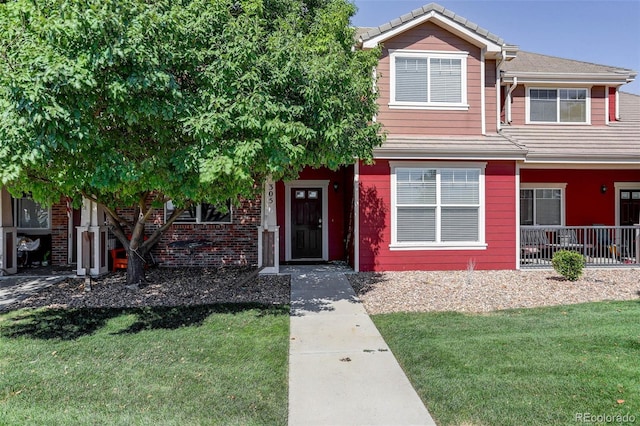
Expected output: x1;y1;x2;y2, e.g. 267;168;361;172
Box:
552;250;585;281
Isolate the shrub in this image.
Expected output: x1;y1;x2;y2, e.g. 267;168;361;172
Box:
552;250;585;281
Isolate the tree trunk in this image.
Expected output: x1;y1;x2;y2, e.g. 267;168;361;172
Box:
126;248;147;288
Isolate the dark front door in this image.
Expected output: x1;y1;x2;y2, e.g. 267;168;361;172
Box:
620;190;640;226
620;190;640;259
291;188;323;259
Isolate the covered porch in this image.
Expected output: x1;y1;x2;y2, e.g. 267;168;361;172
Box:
520;225;640;268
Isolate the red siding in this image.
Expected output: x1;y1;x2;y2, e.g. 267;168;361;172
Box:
609;87;617;122
358;160;517;271
521;169;640;225
485;59;498;134
276;166;351;262
375;21;485;136
509;85;609;126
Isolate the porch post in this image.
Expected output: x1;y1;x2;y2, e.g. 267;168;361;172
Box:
258;177;279;274
76;198;108;276
0;188;17;275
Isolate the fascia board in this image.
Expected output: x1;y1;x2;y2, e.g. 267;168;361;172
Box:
373;150;528;161
502;72;633;85
362;12;502;53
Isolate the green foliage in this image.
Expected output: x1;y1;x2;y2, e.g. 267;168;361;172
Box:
551;249;585;281
0;0;383;210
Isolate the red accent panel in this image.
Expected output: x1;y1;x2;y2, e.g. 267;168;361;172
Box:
521;169;640;226
276;166;353;262
609;87;617;122
358;160;517;271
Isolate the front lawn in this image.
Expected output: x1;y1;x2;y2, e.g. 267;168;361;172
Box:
373;301;640;426
0;304;289;425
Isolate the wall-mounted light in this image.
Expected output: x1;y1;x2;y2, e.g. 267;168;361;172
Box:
601;184;607;194
333;182;339;192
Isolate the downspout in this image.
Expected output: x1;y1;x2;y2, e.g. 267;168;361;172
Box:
615;86;620;121
605;85;610;125
353;160;360;272
496;51;505;131
481;47;486;135
506;76;518;124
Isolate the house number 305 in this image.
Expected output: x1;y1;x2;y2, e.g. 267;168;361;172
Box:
267;183;274;204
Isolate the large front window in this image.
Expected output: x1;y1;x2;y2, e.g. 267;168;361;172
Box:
390;51;467;109
520;185;565;226
529;88;588;123
14;197;50;230
392;164;485;248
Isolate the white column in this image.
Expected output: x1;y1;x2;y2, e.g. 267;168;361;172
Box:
258;177;279;274
0;188;17;275
76;198;109;276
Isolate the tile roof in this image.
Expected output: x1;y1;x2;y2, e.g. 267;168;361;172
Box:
500;92;640;163
358;2;505;46
374;134;527;160
502;51;636;76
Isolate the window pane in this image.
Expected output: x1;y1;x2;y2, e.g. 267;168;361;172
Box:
395;57;428;102
535;189;561;225
397;207;436;242
441;208;478;241
200;202;231;223
430;58;462;103
397;169;436;204
166;201;197;223
16;198;49;229
441;169;479;204
559;89;586;122
520;189;534;226
530;89;557;122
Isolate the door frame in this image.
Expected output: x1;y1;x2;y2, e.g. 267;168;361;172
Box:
615;182;640;226
285;180;329;261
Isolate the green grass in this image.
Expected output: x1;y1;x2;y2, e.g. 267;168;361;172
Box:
0;304;289;425
373;301;640;426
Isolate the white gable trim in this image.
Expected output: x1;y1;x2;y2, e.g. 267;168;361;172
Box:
362;11;502;54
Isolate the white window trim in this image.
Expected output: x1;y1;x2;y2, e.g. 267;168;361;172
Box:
390;161;486;251
520;183;567;227
525;87;591;125
14;197;52;233
389;50;469;110
164;201;233;225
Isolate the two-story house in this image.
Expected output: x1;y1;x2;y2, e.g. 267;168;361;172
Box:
1;2;638;275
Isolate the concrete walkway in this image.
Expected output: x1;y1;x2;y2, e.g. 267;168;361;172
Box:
0;275;67;310
285;264;436;426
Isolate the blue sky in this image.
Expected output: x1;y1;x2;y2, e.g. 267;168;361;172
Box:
351;0;640;95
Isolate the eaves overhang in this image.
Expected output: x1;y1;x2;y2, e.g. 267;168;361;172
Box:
360;9;504;58
501;71;637;86
373;149;528;161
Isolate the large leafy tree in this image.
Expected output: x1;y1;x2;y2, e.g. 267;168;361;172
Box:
0;0;382;285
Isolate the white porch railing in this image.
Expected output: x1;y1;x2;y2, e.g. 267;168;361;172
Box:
520;226;640;268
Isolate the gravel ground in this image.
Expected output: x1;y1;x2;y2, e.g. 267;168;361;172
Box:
1;267;290;312
4;266;639;315
348;268;640;314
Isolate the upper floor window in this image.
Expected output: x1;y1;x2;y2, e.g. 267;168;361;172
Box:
528;88;589;123
165;200;232;224
14;196;50;231
390;50;468;110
